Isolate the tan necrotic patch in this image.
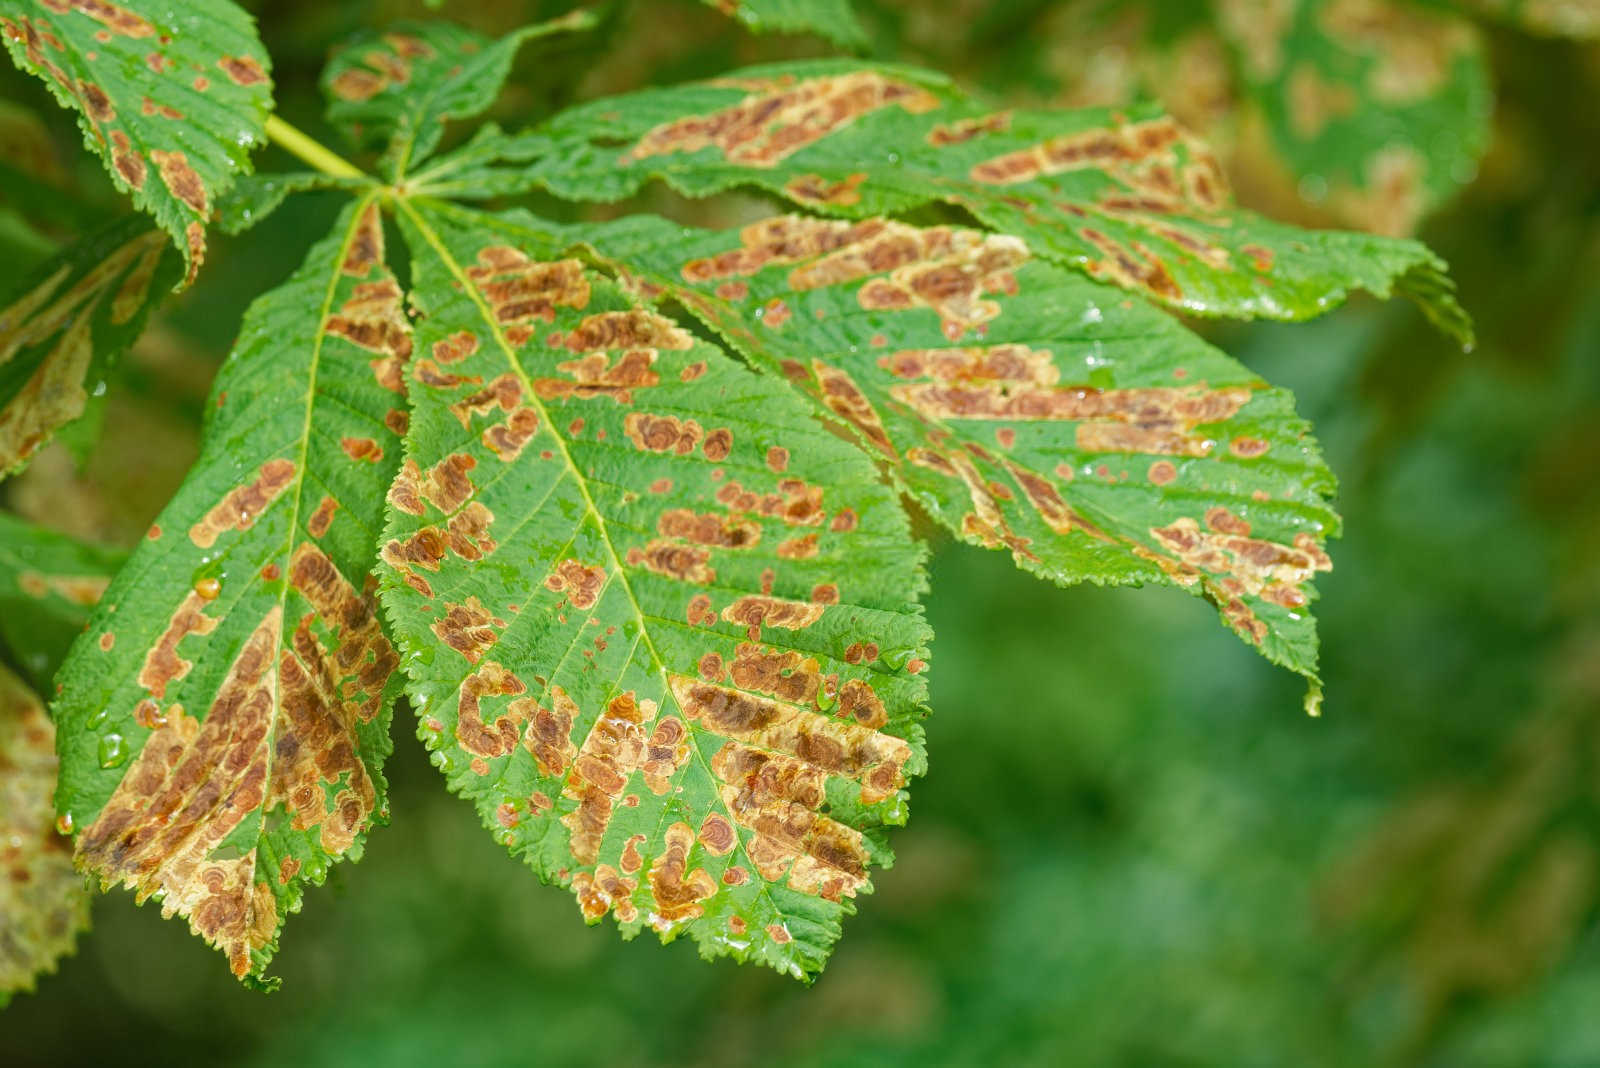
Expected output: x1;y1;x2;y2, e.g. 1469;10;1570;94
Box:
188;458;296;548
78;610;282;976
627;71;939;167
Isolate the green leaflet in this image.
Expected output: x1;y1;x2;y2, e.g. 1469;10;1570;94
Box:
1214;0;1491;236
0;0;273;280
51;197;409;985
703;0;870;49
0;512;126;690
213;171;374;236
382;198;931;979
0;663;90;1008
320;11;596;180
0;213;179;478
564;211;1338;706
435;57;1469;337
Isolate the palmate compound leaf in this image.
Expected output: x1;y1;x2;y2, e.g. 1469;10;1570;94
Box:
0;663;90;1007
0;511;126;690
50;196;410;984
0;0;273;281
0;213;179;477
700;0;871;50
381;198;931;978
416;57;1470;341
1213;0;1491;236
320;11;596;181
560;210;1339;707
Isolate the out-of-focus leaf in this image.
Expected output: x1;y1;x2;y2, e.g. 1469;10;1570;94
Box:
382;198;931;979
0;0;274;280
1215;0;1492;236
0;511;126;691
1440;0;1600;37
454;59;1470;337
50;197;409;985
568;210;1337;706
0;663;90;1008
0;214;179;478
320;12;596;179
703;0;871;50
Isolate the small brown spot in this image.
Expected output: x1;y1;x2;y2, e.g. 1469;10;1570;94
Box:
1148;460;1178;485
217;54;267;86
99;632;115;651
340;437;383;463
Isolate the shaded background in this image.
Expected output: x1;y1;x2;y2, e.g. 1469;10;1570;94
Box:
3;1;1599;1064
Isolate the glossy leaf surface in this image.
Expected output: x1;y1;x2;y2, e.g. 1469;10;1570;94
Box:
0;0;273;278
382;198;931;978
478;58;1468;335
321;13;594;179
51;198;408;983
569;211;1337;705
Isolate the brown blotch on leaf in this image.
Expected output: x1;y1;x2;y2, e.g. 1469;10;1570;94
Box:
722;596;824;636
647;821;717;929
701;426;733;461
716;478;825;528
454;661;528;760
340;437;383;463
546;559;606;609
431;597;504;664
698;814;737;856
624;412;701;455
535;349;660;405
217;54;267;86
464;248;589;326
149;150;207;215
630;72;939;167
659;509;761;549
785;172;868;207
109;130;144;188
188;458;295;548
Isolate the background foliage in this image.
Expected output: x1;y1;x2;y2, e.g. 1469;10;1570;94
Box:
1;0;1598;1064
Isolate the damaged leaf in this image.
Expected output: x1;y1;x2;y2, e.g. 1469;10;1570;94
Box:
50;197;408;984
0;213;179;478
0;663;90;1008
381;199;931;979
569;210;1338;707
447;57;1470;338
0;512;126;691
1214;0;1492;236
0;0;274;280
702;0;871;50
321;11;596;180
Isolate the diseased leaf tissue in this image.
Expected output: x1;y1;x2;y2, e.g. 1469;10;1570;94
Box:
0;0;1471;994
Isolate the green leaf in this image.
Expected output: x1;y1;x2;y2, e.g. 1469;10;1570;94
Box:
1214;0;1492;236
213;171;374;236
703;0;871;50
0;663;90;1009
0;0;274;280
564;210;1337;707
0;213;179;478
382;198;931;979
320;12;596;180
50;196;409;984
475;58;1469;337
0;512;126;691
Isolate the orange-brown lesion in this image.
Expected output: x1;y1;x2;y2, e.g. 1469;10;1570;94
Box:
627;72;940;168
187;458;296;548
77;609;282;977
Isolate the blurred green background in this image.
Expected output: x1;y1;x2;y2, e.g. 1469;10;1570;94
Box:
3;2;1599;1065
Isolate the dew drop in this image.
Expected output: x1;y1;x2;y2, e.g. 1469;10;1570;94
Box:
99;732;129;769
194;575;221;600
56;812;74;835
